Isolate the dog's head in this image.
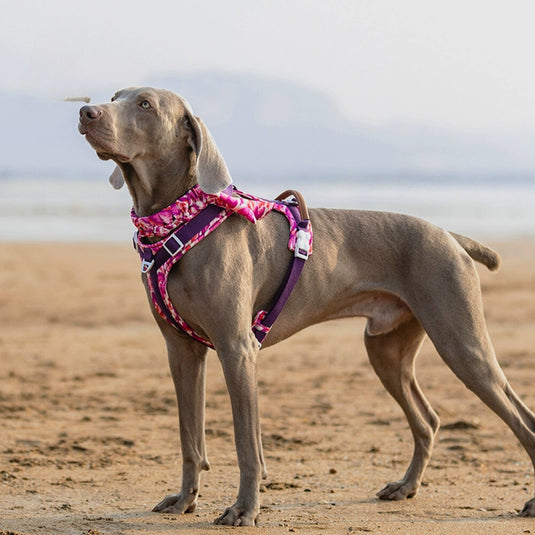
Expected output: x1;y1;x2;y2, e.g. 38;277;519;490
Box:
79;87;232;196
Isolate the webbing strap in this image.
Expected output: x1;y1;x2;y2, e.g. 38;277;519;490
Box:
252;204;310;345
135;189;311;348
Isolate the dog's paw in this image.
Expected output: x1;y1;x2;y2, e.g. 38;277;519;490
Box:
152;493;197;514
520;498;535;517
214;503;258;526
377;480;418;501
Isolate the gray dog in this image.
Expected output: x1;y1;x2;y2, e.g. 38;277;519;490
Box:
79;87;535;526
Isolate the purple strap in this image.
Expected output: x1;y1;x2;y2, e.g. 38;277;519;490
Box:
154;204;226;265
252;206;309;345
135;204;228;336
135;197;311;348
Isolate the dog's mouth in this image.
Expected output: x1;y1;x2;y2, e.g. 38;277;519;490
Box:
80;127;130;163
78;121;89;136
96;151;130;163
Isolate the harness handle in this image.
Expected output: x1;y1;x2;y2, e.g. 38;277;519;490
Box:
275;189;310;221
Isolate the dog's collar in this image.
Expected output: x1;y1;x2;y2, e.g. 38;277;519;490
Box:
132;184;277;239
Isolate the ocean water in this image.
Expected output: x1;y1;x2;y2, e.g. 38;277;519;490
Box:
0;176;534;242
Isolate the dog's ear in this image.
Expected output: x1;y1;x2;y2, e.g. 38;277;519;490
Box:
181;101;232;194
109;166;125;190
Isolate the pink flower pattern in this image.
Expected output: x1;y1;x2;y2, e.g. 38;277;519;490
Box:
132;185;313;348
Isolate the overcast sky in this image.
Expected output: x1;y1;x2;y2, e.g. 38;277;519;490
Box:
2;0;535;131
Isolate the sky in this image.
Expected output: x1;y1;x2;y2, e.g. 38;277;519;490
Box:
2;0;535;131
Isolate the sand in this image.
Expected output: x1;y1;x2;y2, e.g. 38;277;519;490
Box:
1;239;535;535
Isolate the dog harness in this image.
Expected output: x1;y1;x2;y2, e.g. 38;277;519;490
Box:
132;185;313;348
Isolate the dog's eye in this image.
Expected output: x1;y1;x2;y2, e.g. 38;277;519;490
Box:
140;100;151;109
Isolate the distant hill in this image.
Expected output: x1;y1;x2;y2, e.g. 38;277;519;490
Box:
1;71;534;180
151;72;408;176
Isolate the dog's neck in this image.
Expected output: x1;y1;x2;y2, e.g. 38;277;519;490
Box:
119;153;197;217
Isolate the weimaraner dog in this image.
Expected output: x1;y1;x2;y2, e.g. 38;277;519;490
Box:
79;87;535;526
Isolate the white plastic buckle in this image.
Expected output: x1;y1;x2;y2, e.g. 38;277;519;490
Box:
294;229;311;260
163;234;184;256
141;258;154;273
133;231;139;251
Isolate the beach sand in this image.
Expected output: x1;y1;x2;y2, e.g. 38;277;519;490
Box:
1;239;535;535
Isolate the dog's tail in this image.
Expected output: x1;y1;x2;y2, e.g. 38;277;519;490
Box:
450;232;501;271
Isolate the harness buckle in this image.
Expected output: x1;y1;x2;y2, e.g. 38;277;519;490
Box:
132;231;139;251
294;229;311;260
141;258;154;273
163;233;184;257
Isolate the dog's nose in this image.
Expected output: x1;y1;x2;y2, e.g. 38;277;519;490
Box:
79;105;102;123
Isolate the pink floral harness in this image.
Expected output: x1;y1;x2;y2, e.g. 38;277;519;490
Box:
132;185;313;348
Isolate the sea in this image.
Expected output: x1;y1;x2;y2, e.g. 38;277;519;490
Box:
0;175;534;243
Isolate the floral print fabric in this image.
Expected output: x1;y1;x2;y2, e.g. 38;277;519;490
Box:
132;185;313;348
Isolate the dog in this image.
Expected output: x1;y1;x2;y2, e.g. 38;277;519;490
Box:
79;87;535;526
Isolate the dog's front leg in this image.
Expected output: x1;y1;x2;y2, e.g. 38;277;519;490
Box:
214;334;265;527
153;333;209;515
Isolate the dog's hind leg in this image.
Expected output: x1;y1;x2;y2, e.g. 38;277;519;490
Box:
413;257;535;515
428;326;535;515
364;315;440;501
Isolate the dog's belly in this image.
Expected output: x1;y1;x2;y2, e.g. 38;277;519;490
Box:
328;291;413;336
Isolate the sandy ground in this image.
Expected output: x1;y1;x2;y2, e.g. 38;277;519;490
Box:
1;239;535;535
